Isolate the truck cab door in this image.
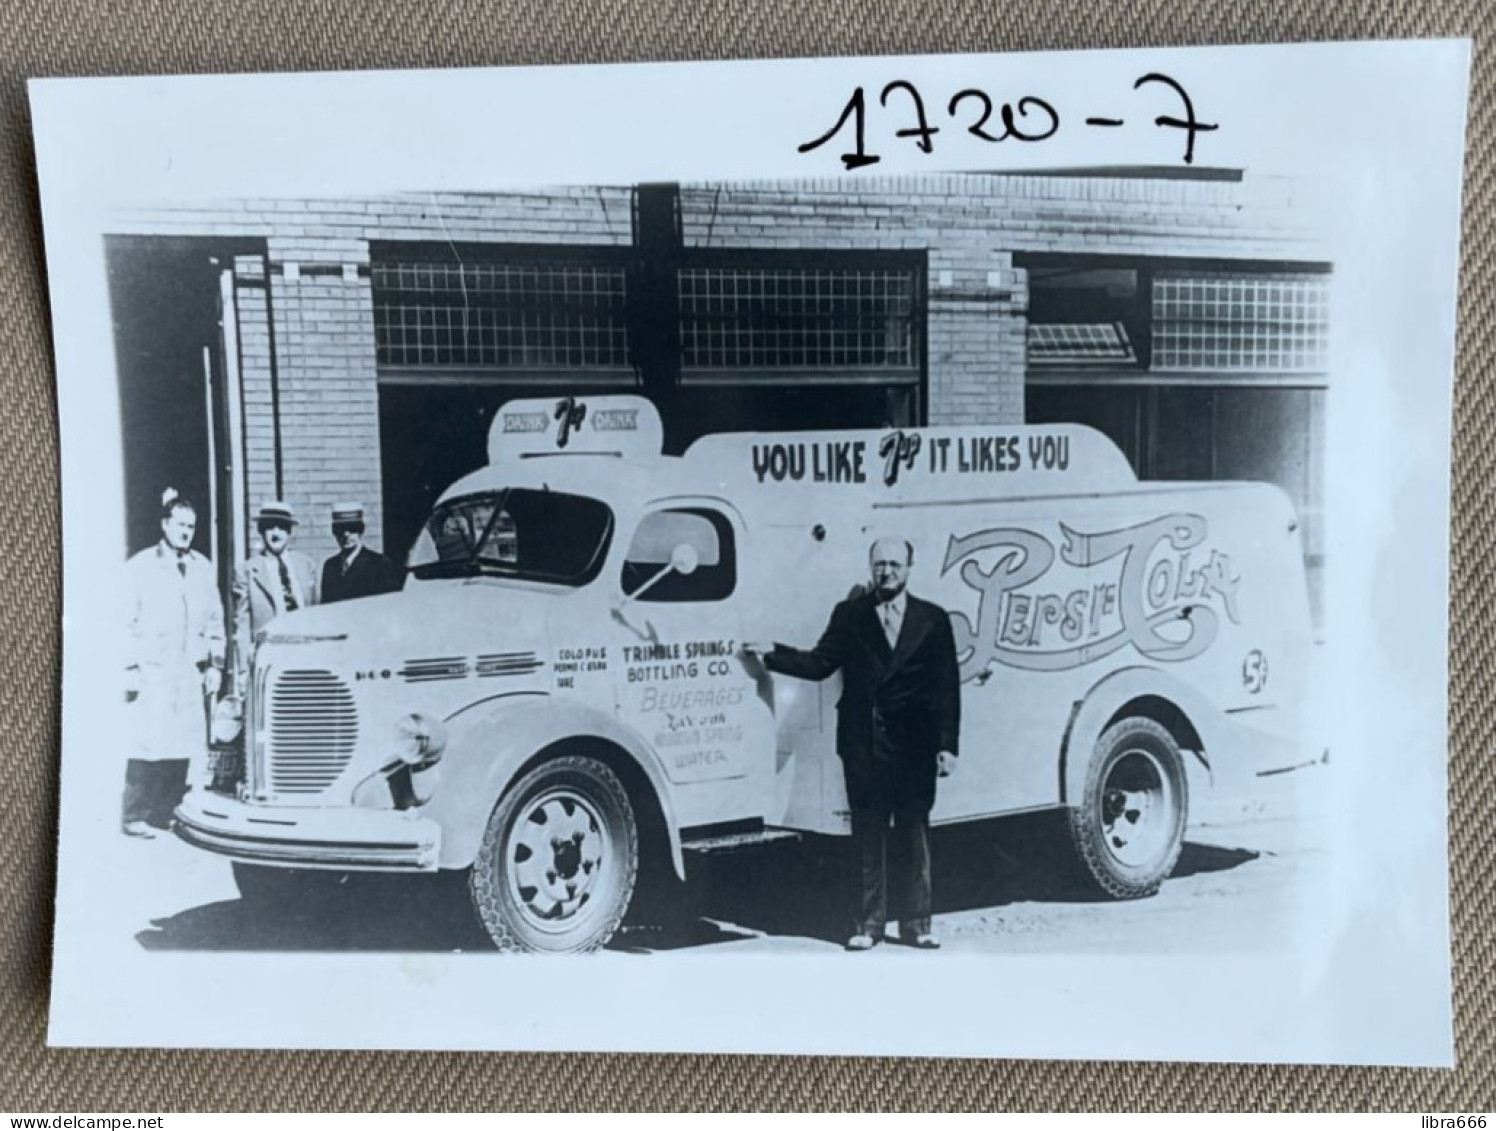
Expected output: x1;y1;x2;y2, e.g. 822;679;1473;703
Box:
610;502;776;826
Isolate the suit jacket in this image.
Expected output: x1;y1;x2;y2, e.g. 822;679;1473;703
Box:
232;549;319;673
765;591;961;809
321;546;403;603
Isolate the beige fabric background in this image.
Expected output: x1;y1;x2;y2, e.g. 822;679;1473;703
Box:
2;0;1489;1111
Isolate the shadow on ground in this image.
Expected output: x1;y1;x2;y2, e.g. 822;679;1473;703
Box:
135;870;493;953
621;812;1260;952
135;812;1259;953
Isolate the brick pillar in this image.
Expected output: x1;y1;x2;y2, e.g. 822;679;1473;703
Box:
263;239;383;568
232;256;278;549
925;249;1026;426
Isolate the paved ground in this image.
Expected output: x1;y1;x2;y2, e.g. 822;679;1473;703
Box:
121;759;1332;957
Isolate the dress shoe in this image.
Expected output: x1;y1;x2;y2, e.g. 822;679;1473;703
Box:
844;933;879;951
900;932;941;950
122;821;156;840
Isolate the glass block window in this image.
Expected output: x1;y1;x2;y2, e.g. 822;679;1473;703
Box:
679;267;919;375
1152;273;1329;373
1028;322;1136;365
372;261;630;370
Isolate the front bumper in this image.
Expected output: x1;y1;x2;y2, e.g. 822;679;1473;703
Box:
174;790;442;871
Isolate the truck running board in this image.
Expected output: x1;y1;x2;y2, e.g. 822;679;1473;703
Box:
681;827;804;854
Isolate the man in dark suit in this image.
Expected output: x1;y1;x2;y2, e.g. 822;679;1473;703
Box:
746;537;960;951
320;502;404;604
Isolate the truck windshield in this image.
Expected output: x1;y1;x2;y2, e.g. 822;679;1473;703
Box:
408;489;614;586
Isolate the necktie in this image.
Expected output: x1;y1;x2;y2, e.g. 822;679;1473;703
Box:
177;556;187;578
277;557;299;612
880;601;900;648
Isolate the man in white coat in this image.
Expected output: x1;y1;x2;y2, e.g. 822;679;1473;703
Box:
122;490;226;838
232;500;319;694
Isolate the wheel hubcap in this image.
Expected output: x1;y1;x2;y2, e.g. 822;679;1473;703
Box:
1100;748;1175;870
508;790;607;930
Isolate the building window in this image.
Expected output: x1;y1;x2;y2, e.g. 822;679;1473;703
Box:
372;258;631;376
678;266;921;383
1021;256;1331;633
1152;273;1329;374
1024;266;1148;373
1027;322;1137;366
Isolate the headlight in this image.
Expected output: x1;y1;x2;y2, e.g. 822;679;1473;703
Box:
393;713;448;767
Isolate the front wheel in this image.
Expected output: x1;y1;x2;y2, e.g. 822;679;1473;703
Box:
1066;716;1188;899
469;755;638;953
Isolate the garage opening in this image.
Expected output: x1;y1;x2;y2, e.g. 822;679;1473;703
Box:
106;235;268;590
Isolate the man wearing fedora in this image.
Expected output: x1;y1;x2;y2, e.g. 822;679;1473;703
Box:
232;500;319;692
320;501;403;604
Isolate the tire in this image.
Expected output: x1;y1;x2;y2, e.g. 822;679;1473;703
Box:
469;755;638;953
1066;716;1188;899
231;861;356;904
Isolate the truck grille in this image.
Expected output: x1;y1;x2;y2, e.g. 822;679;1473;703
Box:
268;669;358;794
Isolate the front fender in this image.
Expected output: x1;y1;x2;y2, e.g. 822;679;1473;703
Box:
424;692;684;879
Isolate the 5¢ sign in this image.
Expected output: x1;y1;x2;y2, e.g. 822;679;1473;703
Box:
1242;649;1269;695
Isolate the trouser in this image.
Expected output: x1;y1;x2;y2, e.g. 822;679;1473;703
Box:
122;758;190;829
849;797;932;938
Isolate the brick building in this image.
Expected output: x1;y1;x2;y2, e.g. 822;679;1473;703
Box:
106;173;1332;618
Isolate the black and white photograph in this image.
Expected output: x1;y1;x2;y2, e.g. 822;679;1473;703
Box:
31;41;1468;1062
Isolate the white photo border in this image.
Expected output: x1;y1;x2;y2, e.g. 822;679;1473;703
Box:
31;39;1469;1064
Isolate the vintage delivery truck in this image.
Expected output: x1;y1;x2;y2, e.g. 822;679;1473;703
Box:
175;395;1317;952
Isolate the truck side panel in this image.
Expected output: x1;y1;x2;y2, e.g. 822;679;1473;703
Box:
747;482;1313;832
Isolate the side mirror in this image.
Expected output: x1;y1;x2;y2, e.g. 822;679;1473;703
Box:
669;542;700;577
620;541;702;604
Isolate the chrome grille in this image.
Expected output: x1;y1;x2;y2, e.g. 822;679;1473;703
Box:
268;669;358;794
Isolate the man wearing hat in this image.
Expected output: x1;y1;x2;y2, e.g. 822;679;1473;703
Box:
232;500;319;692
321;501;403;604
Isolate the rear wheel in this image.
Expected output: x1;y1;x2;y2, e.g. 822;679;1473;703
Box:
1066;716;1188;899
469;755;638;953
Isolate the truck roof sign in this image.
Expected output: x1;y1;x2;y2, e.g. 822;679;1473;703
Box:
687;421;1139;499
483;395;1140;500
489;395;663;464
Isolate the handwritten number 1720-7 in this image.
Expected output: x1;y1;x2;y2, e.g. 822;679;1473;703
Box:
799;73;1216;169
